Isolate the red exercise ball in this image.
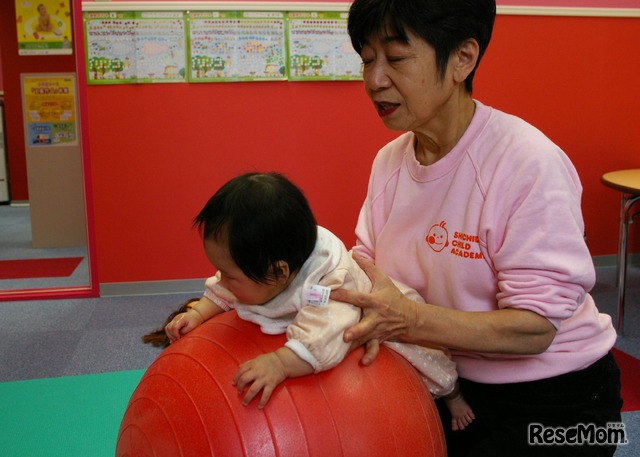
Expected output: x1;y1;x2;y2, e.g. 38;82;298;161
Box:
116;311;446;457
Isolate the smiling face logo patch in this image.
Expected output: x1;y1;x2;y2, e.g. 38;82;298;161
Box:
426;221;449;252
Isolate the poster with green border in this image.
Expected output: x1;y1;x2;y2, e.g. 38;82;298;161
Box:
83;11;187;85
187;11;286;82
287;11;362;81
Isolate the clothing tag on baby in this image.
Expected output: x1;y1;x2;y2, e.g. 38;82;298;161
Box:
304;284;331;307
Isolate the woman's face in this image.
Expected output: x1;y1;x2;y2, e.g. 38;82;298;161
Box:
203;237;284;306
360;29;456;133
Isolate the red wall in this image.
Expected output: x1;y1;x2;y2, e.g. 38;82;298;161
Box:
2;2;638;285
86;13;640;284
0;43;4;92
87;80;393;282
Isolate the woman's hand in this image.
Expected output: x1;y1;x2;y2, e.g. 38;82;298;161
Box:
331;255;418;365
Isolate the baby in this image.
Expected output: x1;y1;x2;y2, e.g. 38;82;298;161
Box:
144;172;474;431
36;4;53;32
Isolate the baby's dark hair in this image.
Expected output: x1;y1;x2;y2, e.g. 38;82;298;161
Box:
194;172;318;283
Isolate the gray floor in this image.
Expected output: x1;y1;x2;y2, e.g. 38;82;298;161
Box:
0;292;194;381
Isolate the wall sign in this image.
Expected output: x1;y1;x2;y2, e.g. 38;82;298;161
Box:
188;11;286;82
16;0;73;55
84;11;187;84
287;11;361;81
21;73;78;146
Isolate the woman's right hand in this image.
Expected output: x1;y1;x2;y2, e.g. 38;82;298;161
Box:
330;255;419;365
164;309;204;344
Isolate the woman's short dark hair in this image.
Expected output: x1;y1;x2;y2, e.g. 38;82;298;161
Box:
194;172;317;284
348;0;496;93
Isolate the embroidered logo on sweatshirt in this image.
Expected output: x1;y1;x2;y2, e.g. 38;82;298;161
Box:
426;221;484;260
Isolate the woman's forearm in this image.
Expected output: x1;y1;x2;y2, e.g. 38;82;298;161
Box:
405;298;556;355
335;255;557;356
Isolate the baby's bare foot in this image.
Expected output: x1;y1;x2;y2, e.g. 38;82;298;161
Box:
444;393;475;431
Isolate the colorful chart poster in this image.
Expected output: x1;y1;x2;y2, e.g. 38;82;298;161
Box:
188;11;286;82
22;74;78;146
84;11;187;84
15;0;73;55
287;12;362;81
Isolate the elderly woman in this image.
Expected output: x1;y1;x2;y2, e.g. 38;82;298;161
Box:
332;0;623;455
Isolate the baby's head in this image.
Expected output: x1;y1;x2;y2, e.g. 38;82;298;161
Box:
194;172;317;287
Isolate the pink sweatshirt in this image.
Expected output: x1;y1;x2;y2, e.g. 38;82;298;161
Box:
353;101;616;384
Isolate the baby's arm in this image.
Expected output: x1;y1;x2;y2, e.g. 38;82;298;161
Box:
234;285;360;407
233;347;314;409
165;296;224;343
231;261;363;409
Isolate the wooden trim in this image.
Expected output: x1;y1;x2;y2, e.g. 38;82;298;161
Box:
82;2;640;17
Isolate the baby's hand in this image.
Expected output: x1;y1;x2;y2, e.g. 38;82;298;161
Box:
164;310;203;343
233;353;286;409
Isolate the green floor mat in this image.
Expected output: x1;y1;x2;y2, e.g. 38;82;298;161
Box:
0;370;144;457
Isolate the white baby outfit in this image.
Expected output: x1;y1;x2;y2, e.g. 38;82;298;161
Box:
203;226;458;397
